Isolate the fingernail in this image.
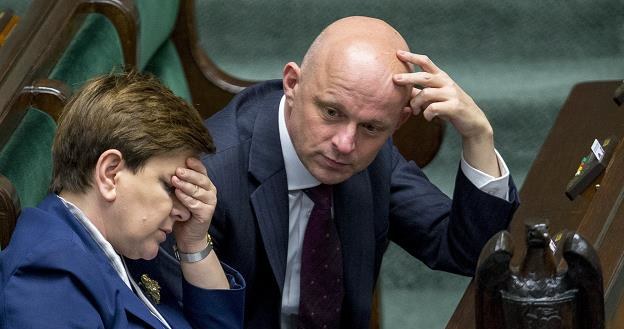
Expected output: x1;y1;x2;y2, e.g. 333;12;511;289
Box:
394;74;403;82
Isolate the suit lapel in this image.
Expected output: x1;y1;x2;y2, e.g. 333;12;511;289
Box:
248;94;290;292
242;83;376;304
334;171;376;321
116;280;170;328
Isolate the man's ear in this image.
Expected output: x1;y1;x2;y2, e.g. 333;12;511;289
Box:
282;62;301;108
94;149;125;202
395;106;412;131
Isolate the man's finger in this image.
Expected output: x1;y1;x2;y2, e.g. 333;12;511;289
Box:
396;50;441;73
404;106;420;116
409;87;449;111
421;100;458;122
393;71;444;89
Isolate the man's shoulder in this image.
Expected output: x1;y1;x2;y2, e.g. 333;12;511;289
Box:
204;80;283;152
369;139;401;169
207;80;283;126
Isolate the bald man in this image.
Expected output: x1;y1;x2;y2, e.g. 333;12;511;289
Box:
158;16;519;329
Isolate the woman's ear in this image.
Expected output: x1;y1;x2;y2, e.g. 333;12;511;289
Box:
94;149;124;202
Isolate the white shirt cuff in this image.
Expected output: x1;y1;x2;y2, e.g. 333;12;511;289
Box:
460;149;510;201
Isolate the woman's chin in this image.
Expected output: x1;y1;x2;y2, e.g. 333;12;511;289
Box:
125;244;159;260
141;247;160;260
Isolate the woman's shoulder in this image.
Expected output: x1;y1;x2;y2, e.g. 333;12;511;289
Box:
2;201;105;282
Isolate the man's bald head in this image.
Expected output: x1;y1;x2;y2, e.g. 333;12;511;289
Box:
300;16;412;80
280;16;415;185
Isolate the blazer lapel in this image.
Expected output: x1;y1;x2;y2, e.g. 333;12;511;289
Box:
248;96;290;292
116;280;169;328
334;171;376;324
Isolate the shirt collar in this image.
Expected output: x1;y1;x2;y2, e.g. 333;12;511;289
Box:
56;194;131;289
278;95;320;191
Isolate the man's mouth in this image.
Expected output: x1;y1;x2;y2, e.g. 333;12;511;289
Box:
322;155;350;168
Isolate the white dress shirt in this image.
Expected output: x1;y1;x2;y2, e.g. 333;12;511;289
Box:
277;96;510;329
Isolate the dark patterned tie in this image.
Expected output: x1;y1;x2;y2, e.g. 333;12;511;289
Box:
298;184;344;329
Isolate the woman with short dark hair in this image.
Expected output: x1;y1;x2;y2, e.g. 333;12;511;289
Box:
0;72;244;328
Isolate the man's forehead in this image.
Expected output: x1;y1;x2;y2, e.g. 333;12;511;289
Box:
314;66;409;105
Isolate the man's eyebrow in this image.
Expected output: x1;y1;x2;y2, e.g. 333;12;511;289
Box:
313;96;344;111
313;96;396;127
367;118;389;126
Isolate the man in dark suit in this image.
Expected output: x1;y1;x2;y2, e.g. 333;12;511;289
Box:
161;16;519;328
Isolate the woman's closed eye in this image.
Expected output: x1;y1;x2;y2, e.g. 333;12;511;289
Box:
162;180;176;195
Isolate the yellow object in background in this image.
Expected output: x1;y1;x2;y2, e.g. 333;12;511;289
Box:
0;10;19;46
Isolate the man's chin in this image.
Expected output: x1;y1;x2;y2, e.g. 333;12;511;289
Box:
311;168;353;185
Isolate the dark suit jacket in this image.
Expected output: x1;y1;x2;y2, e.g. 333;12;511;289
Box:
161;80;519;328
0;194;245;329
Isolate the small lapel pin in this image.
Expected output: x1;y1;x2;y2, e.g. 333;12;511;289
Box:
139;274;161;305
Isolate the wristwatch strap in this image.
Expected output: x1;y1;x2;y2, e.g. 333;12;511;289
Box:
173;234;213;263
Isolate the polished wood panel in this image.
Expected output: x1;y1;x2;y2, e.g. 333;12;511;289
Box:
447;80;624;329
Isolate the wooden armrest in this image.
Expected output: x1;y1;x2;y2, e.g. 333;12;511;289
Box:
20;78;72;121
0;174;20;249
172;0;255;120
78;0;139;68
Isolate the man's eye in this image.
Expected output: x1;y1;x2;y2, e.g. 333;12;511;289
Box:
325;107;338;117
363;124;379;133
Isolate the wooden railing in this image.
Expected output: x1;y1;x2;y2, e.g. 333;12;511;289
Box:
447;80;624;329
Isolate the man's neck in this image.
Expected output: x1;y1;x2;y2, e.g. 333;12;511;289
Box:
278;95;320;191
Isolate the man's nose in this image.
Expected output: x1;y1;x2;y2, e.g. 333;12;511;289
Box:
171;198;191;222
332;123;356;154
